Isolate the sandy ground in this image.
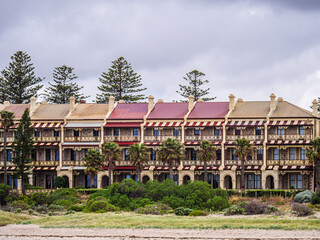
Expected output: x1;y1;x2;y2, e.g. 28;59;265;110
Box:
0;224;320;240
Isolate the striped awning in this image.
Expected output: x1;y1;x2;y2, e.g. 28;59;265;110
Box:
225;141;263;145
0;166;16;171
154;166;178;170
184;141;222;145
279;166;312;170
226;120;265;127
33;142;59;146
32;122;63;128
145;142;161;146
33;166;57;171
0;142;14;146
268;120;311;126
195;166;219;170
185;121;224;127
145;122;183;127
267;140;311;145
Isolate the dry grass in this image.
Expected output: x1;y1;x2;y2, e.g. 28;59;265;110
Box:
0;211;34;226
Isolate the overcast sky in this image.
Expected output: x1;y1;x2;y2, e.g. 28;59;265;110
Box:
1;0;320;109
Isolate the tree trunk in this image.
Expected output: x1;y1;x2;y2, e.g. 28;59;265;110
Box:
316;158;320;191
21;175;26;195
169;160;173;180
90;173;95;188
108;165;112;186
204;160;208;184
241;158;245;194
137;166;141;182
3;130;7;185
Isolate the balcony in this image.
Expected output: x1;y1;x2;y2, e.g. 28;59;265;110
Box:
268;134;312;141
225;159;263;166
64;136;100;142
32;161;59;166
0;137;14;142
267;159;312;166
226;135;264;141
104;136;140;142
34;136;61;142
182;160;221;166
144;136;181;142
0;161;15;167
185;135;222;141
62;160;86;166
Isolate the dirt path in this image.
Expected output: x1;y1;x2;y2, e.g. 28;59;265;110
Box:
0;224;320;240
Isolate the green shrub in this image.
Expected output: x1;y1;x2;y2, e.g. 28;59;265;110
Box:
54;199;74;208
88;200;118;213
9;200;30;210
206;196;230;211
48;188;80;206
129;197;154;211
77;189;100;194
34;205;48;214
311;190;320;205
28;192;49;205
0;184;11;205
54;177;66;188
87;190;109;202
15;208;22;213
65;210;75;215
189;210;208;216
174;207;194;216
224;205;244;215
213;188;228;198
294;190;313;203
48;204;65;212
292;203;313;216
28;209;34;215
68;204;85;212
135;202;172;215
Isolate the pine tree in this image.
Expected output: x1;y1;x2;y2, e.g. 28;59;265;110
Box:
13;108;34;195
43;65;89;103
176;70;215;102
0;51;43;104
96;57;146;103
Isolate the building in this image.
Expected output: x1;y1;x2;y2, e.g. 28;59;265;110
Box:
0;94;319;190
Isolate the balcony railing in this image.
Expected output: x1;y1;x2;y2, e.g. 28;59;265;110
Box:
226;135;264;141
144;136;181;142
185;135;222;141
32;161;59;166
62;160;85;166
268;134;312;141
267;159;312;166
0;137;14;142
181;160;221;166
104;136;140;142
34;136;61;142
64;136;100;142
225;159;263;166
0;162;15;167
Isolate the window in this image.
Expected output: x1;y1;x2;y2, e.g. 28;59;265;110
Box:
46;175;51;189
45;149;51;161
297;174;303;189
247;174;253;189
247;174;260;189
153;128;159;136
301;148;306;160
232;148;237;160
255;128;261;136
85;148;88;155
299;126;305;135
216;149;221;160
254;175;261;189
173;128;179;136
151;149;156;160
289;174;303;189
54;130;60;137
73;130;79;137
86;175;97;188
7;150;12;161
32;149;37;161
55;149;59;161
194;128;200;136
277;127;283;135
257;149;263;160
71;149;76;161
273;148;279;160
214;128;220;136
133;128;139;136
124;148;129;161
34;129;40;137
93;129;99;137
235;128;241;136
290;174;296;188
113;128;119;136
212;174;219;188
289;147;295;160
191;148;197;160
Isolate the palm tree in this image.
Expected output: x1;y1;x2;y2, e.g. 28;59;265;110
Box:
234;137;253;193
83;149;103;188
199;140;217;184
128;143;149;182
158;138;185;181
101;142;121;186
307;137;320;191
0;110;15;185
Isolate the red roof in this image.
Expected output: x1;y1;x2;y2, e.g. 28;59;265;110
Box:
148;103;188;120
105;122;142;128
109;103;148;120
3;105;30;119
188;102;229;119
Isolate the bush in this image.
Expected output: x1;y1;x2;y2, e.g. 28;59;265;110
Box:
129;197;154;211
65;210;75;215
294;190;313;203
135;202;172;215
291;203;313;216
48;204;65;212
311;190;320;205
224;205;244;215
85;196;119;213
174;207;194;216
15;208;22;213
9;200;30;210
34;205;48;214
244;200;267;215
54;199;74;208
206;196;230;211
28;192;49;206
189;210;208;216
68;204;85;212
54;177;66;188
48;188;80;206
0;184;11;205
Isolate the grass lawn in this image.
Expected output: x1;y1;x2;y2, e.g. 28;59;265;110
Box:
21;212;320;230
0;211;34;226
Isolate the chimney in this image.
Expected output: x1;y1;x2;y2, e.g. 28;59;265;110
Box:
80;100;86;104
312;99;318;115
3;101;10;105
119;100;125;103
157;99;163;103
41;100;47;104
108;96;115;112
270;93;276;111
69;96;75;112
148;95;154;112
229;94;235;110
188;95;194;111
30;96;37;113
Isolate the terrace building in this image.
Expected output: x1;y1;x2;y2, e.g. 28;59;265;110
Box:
0;94;319;191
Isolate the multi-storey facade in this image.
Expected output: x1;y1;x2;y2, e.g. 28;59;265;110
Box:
0;94;319;191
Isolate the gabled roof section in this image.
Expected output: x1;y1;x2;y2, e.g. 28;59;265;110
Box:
229;101;270;118
188;102;229;119
109;103;148;120
3;104;30;119
32;104;69;120
271;101;314;118
67;103;109;120
148;102;188;120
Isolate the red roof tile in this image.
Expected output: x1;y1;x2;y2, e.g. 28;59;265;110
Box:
109;103;148;120
148;103;188;120
3;105;30;119
188;102;229;119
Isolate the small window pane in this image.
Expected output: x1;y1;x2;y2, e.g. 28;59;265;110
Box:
301;149;306;160
274;148;279;160
289;148;295;160
297;174;303;189
194;129;200;136
299;126;305;135
133;128;139;136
